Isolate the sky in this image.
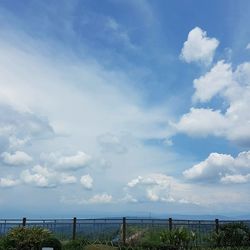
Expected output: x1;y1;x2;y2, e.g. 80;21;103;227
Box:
0;0;250;218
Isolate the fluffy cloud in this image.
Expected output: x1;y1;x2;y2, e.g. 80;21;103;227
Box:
183;153;234;181
1;151;32;166
41;151;91;171
126;174;197;204
174;108;228;137
180;27;219;65
175;60;250;145
183;151;250;183
80;174;93;190
0;177;19;188
126;173;250;208
246;43;250;50
193;61;233;102
20;165;77;188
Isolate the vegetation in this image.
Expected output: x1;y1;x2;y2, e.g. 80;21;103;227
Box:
0;227;51;250
160;227;196;250
40;236;62;250
209;223;250;247
62;238;88;250
0;222;250;249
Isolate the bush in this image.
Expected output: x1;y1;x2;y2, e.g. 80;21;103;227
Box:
210;222;250;247
40;237;62;250
2;227;52;250
160;227;196;250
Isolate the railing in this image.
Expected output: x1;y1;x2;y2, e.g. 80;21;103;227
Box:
1;217;250;246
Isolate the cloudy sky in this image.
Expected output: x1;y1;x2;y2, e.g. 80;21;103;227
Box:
1;0;250;218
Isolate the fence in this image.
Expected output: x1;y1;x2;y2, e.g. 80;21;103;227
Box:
0;217;250;246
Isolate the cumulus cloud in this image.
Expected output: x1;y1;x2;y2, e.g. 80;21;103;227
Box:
80;174;93;190
1;151;32;166
126;174;197;204
0;177;19;188
57;151;91;170
41;151;91;171
174;108;228;137
193;61;233;102
246;43;250;50
180;27;219;65
20;165;77;188
126;173;250;207
183;151;250;183
174;60;250;146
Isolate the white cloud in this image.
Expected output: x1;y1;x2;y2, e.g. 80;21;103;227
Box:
221;174;250;184
174;60;250;145
61;193;113;205
127;174;196;204
120;194;138;203
126;173;250;207
57;151;91;170
41;151;91;171
183;153;234;181
61;173;77;184
183;151;250;183
88;193;113;204
20;165;77;188
234;62;250;86
193;60;233;102
180;27;219;65
0;103;54;153
246;43;250;50
80;174;93;190
1;151;32;166
0;177;19;188
175;108;228;137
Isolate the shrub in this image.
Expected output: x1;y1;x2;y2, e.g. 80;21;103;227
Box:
160;227;196;250
210;222;250;247
3;226;52;250
40;237;62;250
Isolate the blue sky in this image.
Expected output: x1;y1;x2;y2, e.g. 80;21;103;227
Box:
0;0;250;218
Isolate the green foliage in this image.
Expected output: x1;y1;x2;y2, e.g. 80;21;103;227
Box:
40;237;62;250
210;223;250;247
62;238;88;250
2;226;52;250
140;229;163;245
160;227;196;250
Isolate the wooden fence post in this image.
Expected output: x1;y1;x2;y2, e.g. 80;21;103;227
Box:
122;217;126;245
169;217;173;231
215;218;219;234
72;217;77;240
22;217;26;227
